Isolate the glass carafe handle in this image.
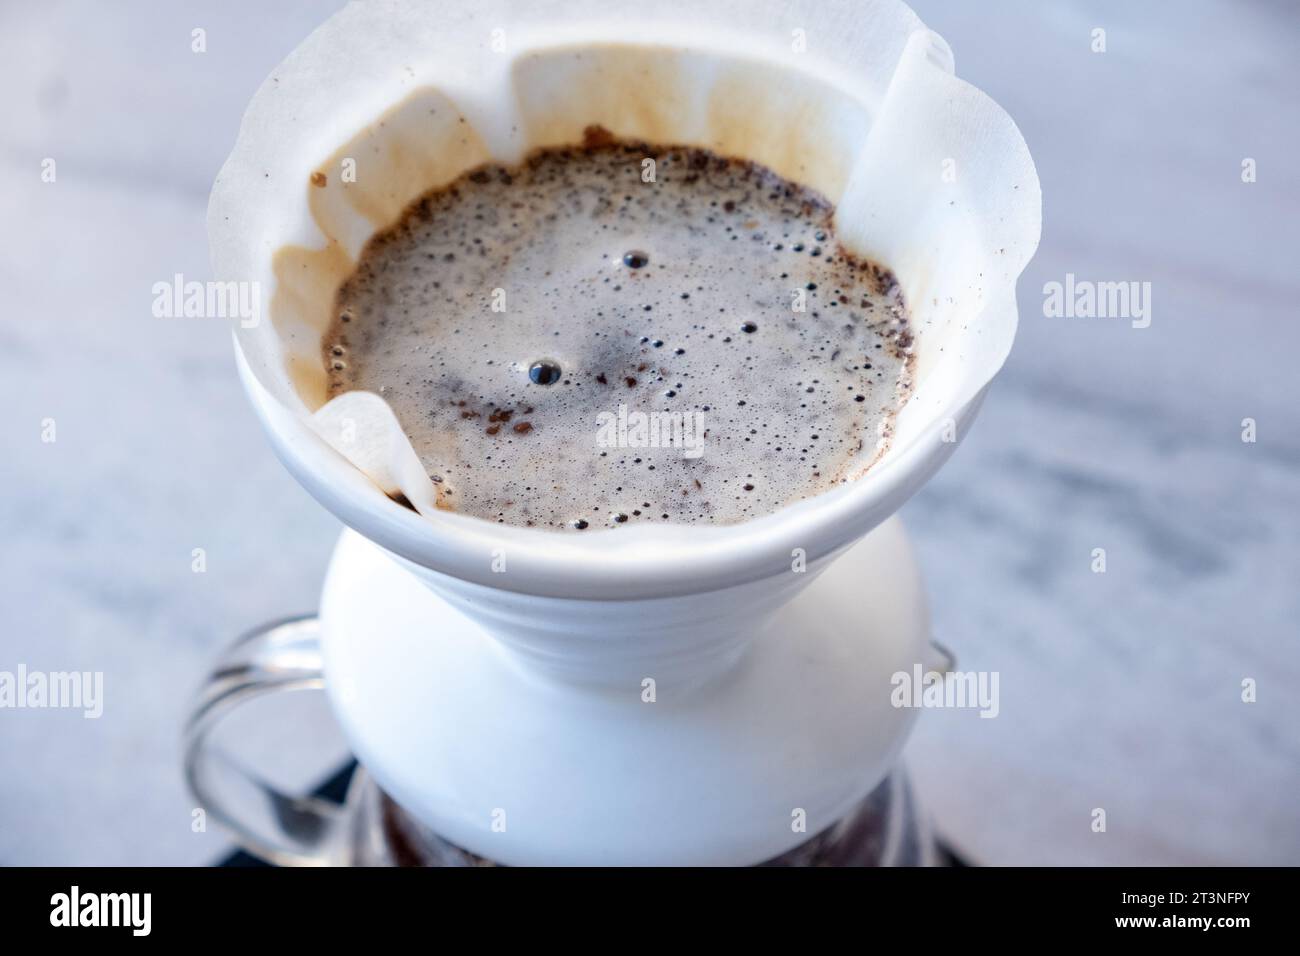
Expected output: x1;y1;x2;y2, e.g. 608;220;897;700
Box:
183;616;346;866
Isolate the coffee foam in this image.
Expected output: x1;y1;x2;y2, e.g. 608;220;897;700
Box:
325;141;913;529
209;0;1041;541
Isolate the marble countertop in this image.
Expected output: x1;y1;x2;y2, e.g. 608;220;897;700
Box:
1;0;1296;865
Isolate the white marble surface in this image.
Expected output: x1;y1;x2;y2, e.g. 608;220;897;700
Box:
0;0;1296;865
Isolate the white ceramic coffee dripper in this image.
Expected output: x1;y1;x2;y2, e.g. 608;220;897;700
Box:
190;0;1040;865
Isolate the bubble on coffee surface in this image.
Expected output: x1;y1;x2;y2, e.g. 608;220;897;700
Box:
528;359;562;385
326;139;914;530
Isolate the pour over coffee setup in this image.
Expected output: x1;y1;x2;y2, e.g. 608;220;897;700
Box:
188;0;1040;866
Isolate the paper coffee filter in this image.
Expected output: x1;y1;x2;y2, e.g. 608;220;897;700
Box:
209;0;1040;537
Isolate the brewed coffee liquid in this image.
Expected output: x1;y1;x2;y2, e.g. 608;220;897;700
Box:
326;138;913;530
